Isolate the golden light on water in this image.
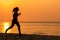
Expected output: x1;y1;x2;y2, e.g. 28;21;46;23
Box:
3;22;10;33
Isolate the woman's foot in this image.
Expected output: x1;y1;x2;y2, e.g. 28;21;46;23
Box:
19;34;22;37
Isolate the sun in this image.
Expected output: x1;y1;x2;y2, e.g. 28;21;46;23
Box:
3;22;10;33
4;22;9;29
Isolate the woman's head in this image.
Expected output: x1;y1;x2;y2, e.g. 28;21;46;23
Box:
13;7;19;12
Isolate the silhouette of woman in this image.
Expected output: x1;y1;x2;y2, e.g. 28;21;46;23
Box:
5;7;21;36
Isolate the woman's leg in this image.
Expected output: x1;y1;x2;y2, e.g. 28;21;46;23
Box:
16;22;21;36
5;22;14;34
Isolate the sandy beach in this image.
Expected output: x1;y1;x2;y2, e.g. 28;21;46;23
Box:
0;33;60;40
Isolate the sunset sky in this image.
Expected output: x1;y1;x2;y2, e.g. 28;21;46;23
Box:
0;0;60;22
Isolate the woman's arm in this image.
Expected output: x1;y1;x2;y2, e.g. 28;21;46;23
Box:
18;13;21;16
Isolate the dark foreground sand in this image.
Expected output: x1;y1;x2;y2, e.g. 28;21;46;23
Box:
0;33;60;40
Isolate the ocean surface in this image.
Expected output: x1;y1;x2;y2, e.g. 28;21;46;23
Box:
21;22;60;36
0;22;60;36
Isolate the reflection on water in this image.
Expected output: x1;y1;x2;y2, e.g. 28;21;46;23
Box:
0;22;10;33
0;22;60;36
3;22;10;33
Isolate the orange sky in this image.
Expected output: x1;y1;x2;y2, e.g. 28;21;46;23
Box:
0;0;60;22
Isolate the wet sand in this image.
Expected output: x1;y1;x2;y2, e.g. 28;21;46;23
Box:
0;33;60;40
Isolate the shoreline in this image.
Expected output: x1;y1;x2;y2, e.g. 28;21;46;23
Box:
0;33;60;40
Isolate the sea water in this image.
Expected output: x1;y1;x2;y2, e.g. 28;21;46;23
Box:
20;22;60;36
0;22;60;36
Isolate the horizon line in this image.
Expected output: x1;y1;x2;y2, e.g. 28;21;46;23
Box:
1;21;60;23
19;21;60;23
